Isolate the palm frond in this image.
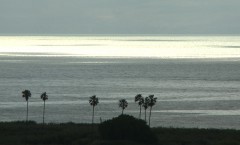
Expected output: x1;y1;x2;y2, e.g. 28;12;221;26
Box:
119;99;128;109
89;95;99;106
148;95;157;107
22;90;31;101
40;92;48;101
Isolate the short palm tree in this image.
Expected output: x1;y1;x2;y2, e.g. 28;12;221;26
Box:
89;95;99;124
119;99;128;115
135;94;144;119
143;97;149;122
40;92;48;124
22;90;31;122
148;95;157;126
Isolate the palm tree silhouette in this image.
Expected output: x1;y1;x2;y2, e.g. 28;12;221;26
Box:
119;99;128;115
148;95;157;126
135;94;144;119
143;97;149;122
22;90;31;122
89;95;99;124
40;92;48;124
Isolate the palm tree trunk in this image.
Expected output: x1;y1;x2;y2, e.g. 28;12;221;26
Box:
139;106;142;119
26;100;28;122
43;101;45;124
122;109;124;115
92;106;95;124
144;109;147;122
149;106;152;126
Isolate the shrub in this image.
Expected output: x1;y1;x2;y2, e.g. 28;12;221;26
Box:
98;114;158;144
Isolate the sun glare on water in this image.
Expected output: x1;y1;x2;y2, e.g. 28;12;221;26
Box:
0;36;240;58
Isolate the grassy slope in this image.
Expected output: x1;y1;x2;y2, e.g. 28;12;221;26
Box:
0;121;240;145
152;127;240;145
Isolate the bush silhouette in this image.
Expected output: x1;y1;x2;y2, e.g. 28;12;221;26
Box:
99;114;158;144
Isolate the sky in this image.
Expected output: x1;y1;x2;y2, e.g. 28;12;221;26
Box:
0;0;240;35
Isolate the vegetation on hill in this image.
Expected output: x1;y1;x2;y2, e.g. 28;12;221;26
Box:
0;116;240;145
99;115;157;144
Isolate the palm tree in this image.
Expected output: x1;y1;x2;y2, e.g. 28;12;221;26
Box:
22;90;31;122
89;95;99;124
148;95;157;126
119;99;128;115
143;97;149;122
135;94;144;119
40;92;48;124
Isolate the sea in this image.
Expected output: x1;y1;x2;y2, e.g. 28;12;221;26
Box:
0;35;240;129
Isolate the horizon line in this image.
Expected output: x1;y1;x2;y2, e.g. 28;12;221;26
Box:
1;34;240;37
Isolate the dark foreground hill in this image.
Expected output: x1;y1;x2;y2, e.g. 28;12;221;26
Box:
0;116;240;145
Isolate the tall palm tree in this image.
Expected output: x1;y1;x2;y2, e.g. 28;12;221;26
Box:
22;90;31;122
89;95;99;124
148;95;157;126
40;92;48;124
119;99;128;115
135;94;144;119
143;97;149;122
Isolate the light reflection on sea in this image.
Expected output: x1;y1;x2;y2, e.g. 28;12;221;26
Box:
0;36;240;129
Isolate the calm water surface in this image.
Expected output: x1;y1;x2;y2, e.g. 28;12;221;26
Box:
0;56;240;129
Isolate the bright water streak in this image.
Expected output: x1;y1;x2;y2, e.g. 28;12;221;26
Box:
0;36;240;58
